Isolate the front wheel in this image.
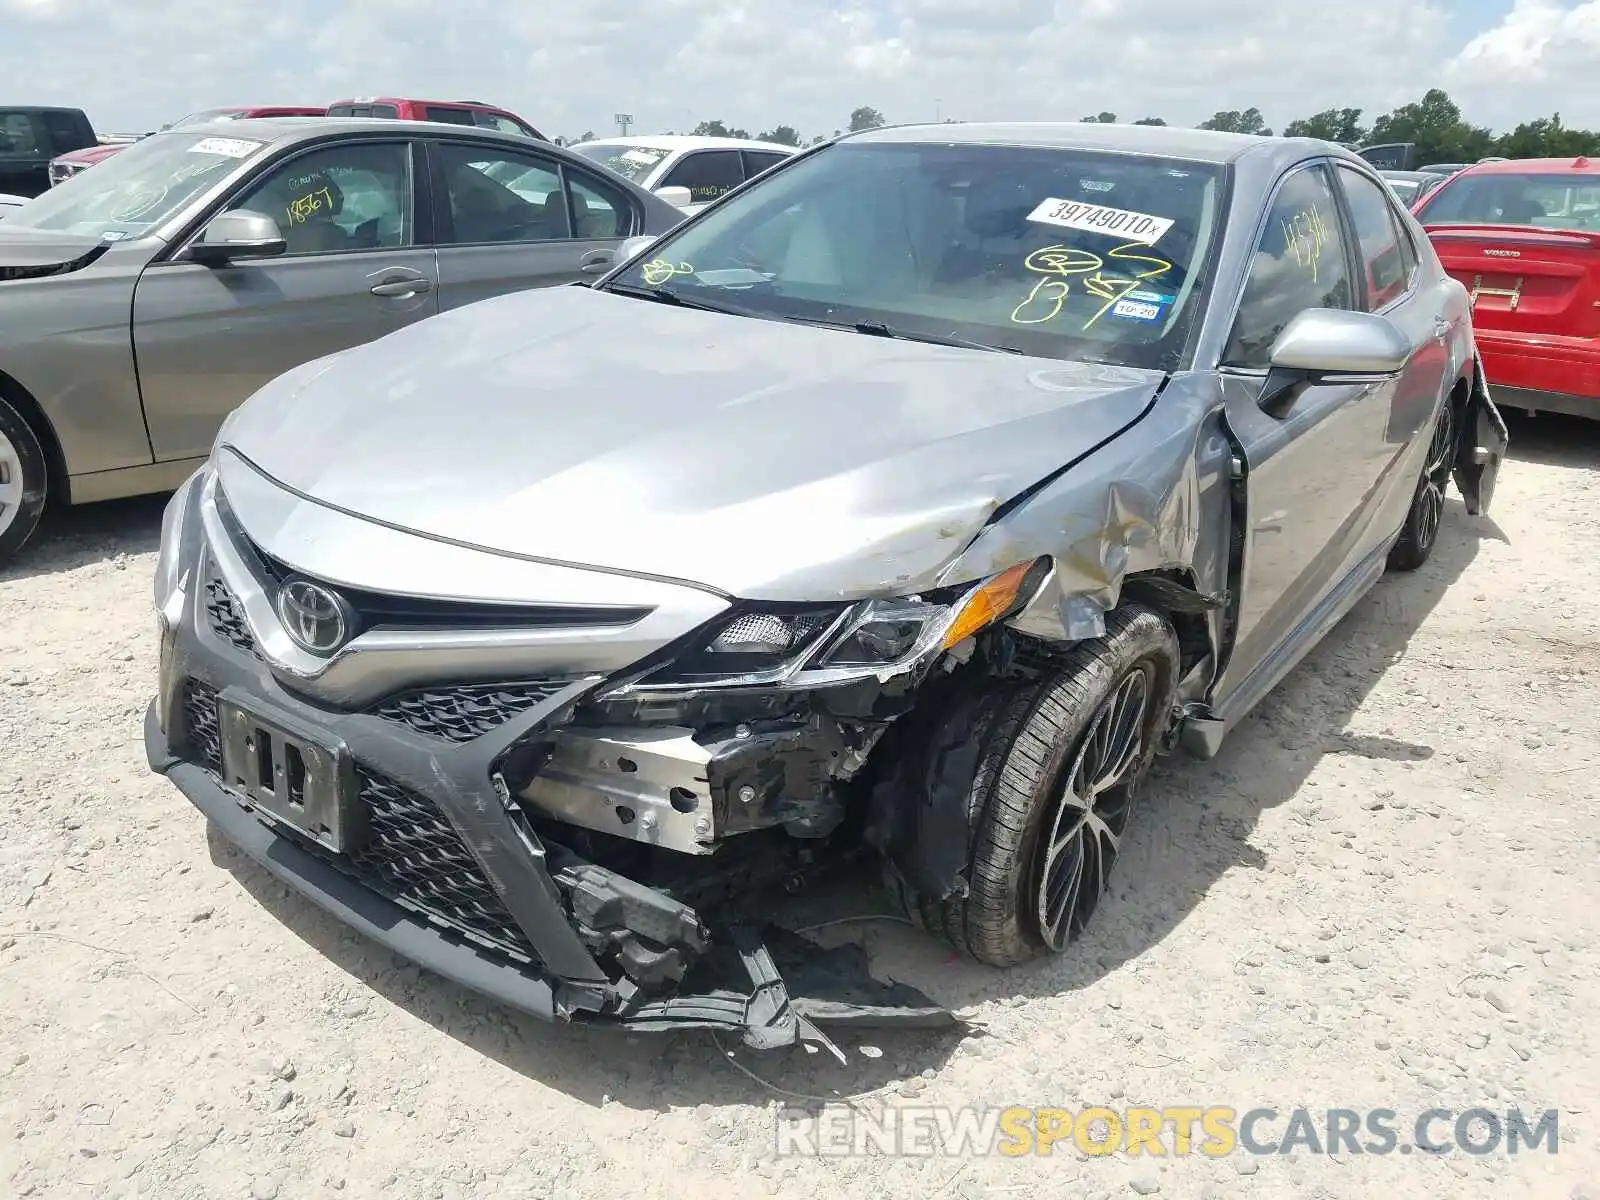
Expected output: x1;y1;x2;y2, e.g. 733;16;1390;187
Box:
893;605;1180;968
0;398;48;565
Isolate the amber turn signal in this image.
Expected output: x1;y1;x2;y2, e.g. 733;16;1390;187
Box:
939;558;1045;650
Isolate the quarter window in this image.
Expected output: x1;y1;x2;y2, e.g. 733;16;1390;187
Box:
230;142;412;256
567;170;630;238
1224;164;1354;369
1338;165;1414;310
660;150;744;203
435;144;571;243
743;150;790;178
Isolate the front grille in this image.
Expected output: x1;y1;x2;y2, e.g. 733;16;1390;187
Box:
371;681;571;742
203;573;260;659
178;678;535;962
182;679;223;770
346;768;535;960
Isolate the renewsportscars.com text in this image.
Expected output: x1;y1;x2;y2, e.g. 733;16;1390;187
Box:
774;1105;1560;1159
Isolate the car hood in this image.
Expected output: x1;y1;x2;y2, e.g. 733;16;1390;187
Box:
220;285;1166;600
0;224;111;279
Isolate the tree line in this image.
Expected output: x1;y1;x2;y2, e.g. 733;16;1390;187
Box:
557;91;1600;165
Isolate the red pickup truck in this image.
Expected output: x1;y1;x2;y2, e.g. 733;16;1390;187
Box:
323;97;545;139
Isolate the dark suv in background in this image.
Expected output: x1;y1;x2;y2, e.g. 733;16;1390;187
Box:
0;106;97;197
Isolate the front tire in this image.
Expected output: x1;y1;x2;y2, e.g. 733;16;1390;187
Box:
1388;398;1456;573
894;605;1180;967
0;398;48;565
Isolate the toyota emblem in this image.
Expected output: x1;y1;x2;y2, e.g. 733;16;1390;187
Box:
276;580;353;656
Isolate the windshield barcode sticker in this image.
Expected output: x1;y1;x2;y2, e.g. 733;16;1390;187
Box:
188;137;263;158
1027;198;1174;245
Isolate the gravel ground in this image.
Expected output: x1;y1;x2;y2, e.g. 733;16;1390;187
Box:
2;413;1597;1200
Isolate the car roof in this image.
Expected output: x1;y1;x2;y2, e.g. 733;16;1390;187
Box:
327;97;512;110
155;116;545;144
1454;156;1600;176
576;134;800;154
841;120;1305;165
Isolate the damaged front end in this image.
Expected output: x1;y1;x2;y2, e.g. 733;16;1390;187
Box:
492;561;1058;1045
148;481;1057;1051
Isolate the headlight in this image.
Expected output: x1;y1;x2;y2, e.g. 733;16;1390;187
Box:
623;558;1049;692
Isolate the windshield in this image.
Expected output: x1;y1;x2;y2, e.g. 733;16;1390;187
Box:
1418;172;1600;230
603;140;1226;368
572;143;672;182
1386;178;1420;203
169;109;243;128
3;131;266;240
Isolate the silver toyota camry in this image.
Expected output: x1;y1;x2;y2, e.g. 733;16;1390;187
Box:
146;122;1508;1051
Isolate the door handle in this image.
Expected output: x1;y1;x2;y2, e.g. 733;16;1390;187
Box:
370;277;431;297
579;252;614;274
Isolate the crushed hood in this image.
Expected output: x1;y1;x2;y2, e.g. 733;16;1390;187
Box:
0;224;109;280
220;285;1166;600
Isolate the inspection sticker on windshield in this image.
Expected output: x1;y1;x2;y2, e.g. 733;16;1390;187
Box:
1026;198;1173;245
1112;297;1164;321
188;137;263;158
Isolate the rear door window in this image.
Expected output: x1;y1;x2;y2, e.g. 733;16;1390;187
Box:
432;143;571;244
1337;165;1415;310
660;150;744;204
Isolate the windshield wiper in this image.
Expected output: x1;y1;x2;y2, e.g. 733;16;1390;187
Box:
848;321;1023;355
602;281;759;317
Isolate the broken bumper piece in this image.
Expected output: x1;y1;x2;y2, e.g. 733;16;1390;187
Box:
144;701;957;1050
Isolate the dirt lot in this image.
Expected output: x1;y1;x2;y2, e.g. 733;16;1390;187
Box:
2;413;1598;1200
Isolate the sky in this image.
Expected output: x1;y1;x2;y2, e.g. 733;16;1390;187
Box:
5;0;1600;142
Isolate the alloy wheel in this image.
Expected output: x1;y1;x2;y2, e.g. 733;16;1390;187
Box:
1415;402;1456;553
0;427;23;541
1034;664;1152;950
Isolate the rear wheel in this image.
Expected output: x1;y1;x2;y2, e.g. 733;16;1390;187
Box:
893;605;1179;967
0;398;48;565
1388;398;1456;572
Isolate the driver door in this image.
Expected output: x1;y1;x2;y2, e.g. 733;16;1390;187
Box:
134;137;438;462
1212;161;1404;703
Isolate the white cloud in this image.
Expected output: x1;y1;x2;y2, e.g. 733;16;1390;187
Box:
1447;1;1600;128
2;0;1595;142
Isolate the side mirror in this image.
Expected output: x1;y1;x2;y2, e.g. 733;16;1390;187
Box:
186;209;287;265
617;235;657;263
653;185;693;208
1259;308;1410;416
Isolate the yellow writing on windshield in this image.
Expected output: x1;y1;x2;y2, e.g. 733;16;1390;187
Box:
641;258;694;285
1283;207;1329;281
1010;242;1175;330
286;188;334;226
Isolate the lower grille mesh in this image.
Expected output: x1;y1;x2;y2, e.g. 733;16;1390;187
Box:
179;680;535;962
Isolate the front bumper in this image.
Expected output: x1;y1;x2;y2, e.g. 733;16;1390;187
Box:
147;474;956;1049
145;700;563;1021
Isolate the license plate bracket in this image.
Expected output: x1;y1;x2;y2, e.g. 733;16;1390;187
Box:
215;690;363;854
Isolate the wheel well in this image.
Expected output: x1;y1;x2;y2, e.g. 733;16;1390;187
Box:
1118;569;1212;680
0;368;69;508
